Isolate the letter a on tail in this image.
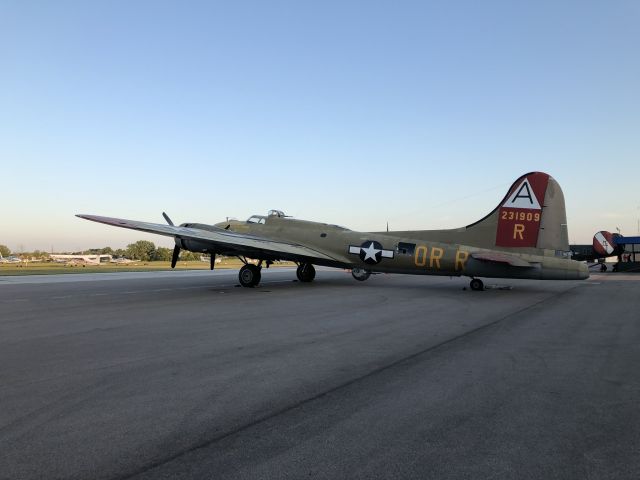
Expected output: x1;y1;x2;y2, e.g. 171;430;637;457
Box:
496;172;549;247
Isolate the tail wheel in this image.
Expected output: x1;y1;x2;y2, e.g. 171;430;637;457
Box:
296;263;316;282
470;278;484;291
239;264;261;287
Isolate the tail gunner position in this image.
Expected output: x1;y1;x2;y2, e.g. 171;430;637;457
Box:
78;172;589;290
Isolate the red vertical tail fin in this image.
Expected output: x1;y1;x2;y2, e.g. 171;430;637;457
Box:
464;172;569;252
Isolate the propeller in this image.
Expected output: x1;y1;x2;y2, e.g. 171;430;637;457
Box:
171;245;180;269
163;211;217;270
163;212;180;268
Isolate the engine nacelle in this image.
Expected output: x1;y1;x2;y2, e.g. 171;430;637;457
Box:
176;238;210;253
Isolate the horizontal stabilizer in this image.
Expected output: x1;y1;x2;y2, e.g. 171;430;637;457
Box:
471;252;533;267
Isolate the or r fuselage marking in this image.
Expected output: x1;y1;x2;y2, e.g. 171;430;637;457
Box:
413;245;469;272
455;250;469;271
430;247;444;268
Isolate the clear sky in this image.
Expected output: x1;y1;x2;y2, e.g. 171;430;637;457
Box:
1;0;639;252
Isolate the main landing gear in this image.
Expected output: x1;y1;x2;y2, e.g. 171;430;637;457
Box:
296;263;316;283
237;260;316;288
469;278;484;291
239;263;261;287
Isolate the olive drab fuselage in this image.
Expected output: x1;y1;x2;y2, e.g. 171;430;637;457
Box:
218;215;588;281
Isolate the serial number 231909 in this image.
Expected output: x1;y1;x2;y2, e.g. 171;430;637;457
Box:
501;211;540;222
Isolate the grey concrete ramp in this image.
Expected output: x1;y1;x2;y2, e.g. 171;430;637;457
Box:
0;270;638;479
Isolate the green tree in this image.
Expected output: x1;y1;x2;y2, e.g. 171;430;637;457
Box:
180;251;201;261
126;240;156;261
100;247;114;255
153;247;173;261
114;248;127;258
0;245;12;257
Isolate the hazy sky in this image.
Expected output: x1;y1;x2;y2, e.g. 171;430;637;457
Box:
1;0;639;252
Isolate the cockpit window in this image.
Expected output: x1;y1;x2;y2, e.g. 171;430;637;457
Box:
247;215;266;224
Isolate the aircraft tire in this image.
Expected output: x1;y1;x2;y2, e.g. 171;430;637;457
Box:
297;263;315;282
470;278;484;291
351;268;371;281
239;264;261;287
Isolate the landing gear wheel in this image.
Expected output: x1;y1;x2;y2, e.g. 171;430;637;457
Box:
296;263;316;282
351;268;371;281
239;264;261;287
470;278;484;291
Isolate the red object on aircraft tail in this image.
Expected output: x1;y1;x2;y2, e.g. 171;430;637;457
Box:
495;172;549;248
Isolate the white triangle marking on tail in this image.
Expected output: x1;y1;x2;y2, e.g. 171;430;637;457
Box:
503;179;541;210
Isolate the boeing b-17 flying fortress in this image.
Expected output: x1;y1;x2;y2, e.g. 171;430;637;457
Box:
78;171;589;291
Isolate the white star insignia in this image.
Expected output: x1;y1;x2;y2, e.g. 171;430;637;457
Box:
361;242;381;261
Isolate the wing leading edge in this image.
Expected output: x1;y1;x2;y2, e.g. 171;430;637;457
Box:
76;214;340;262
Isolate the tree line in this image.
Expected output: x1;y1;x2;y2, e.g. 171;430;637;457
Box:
0;241;204;262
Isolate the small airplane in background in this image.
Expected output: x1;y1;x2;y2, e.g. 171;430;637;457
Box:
571;231;625;263
0;255;21;264
78;172;589;290
50;254;109;265
572;231;639;271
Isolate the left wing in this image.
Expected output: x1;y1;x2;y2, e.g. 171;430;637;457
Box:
76;214;342;262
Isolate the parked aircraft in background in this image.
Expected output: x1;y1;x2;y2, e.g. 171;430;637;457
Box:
0;254;21;263
571;231;625;263
78;172;589;290
50;254;110;265
572;231;640;271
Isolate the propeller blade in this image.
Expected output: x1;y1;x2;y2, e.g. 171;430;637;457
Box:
163;212;174;226
171;245;180;268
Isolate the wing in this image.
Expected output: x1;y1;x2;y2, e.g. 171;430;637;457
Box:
76;214;341;262
470;251;533;267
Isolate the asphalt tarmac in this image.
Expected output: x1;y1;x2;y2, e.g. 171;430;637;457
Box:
1;269;639;480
